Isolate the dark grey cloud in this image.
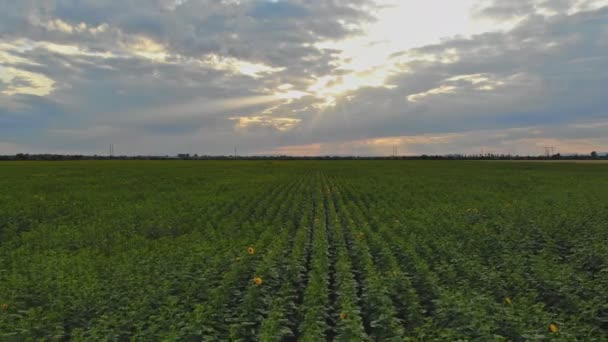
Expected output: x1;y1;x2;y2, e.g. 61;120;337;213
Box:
0;94;65;142
0;0;376;68
471;0;577;21
473;0;537;20
249;2;310;18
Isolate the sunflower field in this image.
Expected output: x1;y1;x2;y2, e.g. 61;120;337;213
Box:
1;160;607;340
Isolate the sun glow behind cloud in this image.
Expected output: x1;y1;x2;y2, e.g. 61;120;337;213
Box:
300;0;516;106
259;0;535;117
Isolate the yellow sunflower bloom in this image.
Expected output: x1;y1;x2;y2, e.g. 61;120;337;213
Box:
549;323;558;333
253;277;263;285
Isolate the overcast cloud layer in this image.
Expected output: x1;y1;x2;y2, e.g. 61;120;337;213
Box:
1;0;607;156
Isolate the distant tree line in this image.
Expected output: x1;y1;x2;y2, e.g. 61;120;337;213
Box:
0;152;606;161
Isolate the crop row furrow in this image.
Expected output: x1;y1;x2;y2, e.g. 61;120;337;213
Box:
297;172;330;341
327;176;405;341
322;174;369;341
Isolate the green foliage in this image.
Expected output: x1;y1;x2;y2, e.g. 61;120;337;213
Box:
1;160;607;340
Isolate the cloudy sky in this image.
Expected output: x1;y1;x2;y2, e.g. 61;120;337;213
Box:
1;0;607;156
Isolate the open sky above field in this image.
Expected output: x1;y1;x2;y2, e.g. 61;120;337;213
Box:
1;0;607;156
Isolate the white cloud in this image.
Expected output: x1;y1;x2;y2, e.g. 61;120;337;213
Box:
231;116;302;131
407;85;457;103
198;54;285;79
0;66;55;96
42;18;109;35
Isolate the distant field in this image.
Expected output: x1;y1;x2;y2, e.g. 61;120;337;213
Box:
488;159;608;164
1;161;607;340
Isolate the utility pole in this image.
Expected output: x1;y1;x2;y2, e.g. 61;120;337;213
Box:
234;146;237;158
544;146;556;157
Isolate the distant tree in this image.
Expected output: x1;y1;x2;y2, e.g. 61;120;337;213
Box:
591;151;598;158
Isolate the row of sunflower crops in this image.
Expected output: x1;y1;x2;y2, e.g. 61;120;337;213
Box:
1;160;607;340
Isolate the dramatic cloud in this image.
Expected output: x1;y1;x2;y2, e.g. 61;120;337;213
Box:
1;0;607;155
